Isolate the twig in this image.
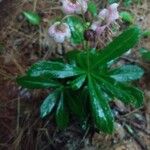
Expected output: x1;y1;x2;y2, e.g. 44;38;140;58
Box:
33;0;38;12
12;57;24;74
124;124;148;150
123;107;143;117
16;97;20;135
118;117;150;136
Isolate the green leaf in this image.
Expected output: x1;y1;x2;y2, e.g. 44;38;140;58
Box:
142;29;150;37
123;0;132;6
65;90;85;119
65;16;85;44
76;51;97;71
118;84;144;108
93;75;143;108
109;65;144;82
40;90;59;118
56;92;69;129
139;48;150;61
27;60;84;79
108;0;119;4
87;1;97;16
92;26;141;68
65;50;80;65
120;11;134;23
16;75;60;89
69;75;86;90
23;11;41;25
141;52;150;61
88;76;114;134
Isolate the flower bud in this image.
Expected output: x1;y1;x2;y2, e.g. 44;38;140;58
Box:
84;29;96;41
84;11;93;22
60;0;88;15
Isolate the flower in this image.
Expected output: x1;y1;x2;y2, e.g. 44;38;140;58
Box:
98;3;119;23
91;3;119;35
91;21;107;35
84;29;96;41
48;22;71;43
60;0;88;14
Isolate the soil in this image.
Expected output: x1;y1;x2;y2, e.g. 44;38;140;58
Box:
0;0;150;150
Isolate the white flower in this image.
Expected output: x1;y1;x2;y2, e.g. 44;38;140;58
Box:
91;3;119;35
48;22;71;43
60;0;88;14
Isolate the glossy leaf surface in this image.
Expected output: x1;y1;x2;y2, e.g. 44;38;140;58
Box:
92;26;141;68
27;60;84;78
40;91;59;118
65;16;85;44
94;75;143;108
17;75;60;89
69;75;86;90
110;65;144;82
88;76;114;134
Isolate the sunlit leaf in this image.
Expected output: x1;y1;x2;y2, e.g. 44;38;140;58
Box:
23;11;41;25
120;11;134;23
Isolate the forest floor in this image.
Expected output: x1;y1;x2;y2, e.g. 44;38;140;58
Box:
0;0;150;150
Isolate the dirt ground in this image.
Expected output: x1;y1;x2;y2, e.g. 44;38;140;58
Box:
0;0;150;150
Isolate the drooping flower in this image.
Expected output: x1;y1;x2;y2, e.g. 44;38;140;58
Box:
91;3;119;35
60;0;88;14
91;21;107;35
98;3;119;23
48;22;71;43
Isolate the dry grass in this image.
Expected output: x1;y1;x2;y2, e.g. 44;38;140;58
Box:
0;0;150;150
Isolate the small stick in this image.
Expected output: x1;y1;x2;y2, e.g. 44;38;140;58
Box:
33;0;38;12
124;125;148;150
16;97;20;135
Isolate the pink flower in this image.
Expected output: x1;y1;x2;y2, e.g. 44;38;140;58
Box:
60;0;88;14
91;21;107;35
98;3;119;23
91;3;119;35
48;22;71;43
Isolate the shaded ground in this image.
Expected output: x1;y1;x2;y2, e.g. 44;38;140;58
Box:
0;0;150;150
